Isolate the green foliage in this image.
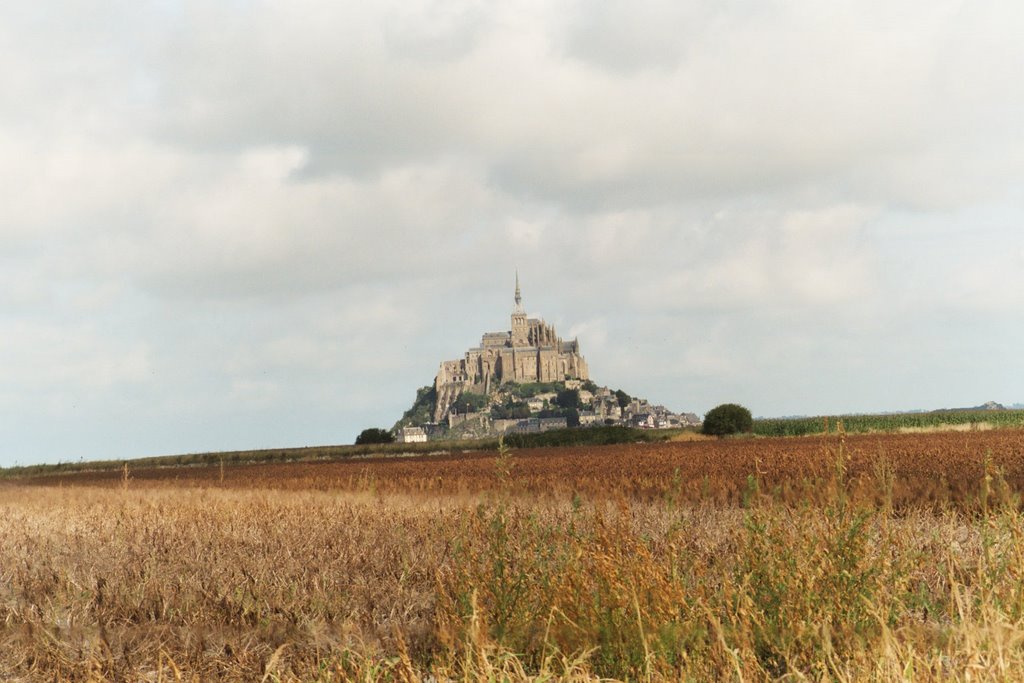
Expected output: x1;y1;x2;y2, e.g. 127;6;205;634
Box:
554;388;581;409
507;382;564;399
614;389;631;409
355;428;395;445
739;504;892;676
565;408;580;428
393;385;437;431
753;409;1024;437
702;403;753;436
581;379;598;393
452;392;489;414
490;402;531;420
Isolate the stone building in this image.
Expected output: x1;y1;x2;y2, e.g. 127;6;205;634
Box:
396;426;427;443
433;275;589;421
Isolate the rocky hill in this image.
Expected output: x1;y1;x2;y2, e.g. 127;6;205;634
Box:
393;379;698;441
394;276;698;442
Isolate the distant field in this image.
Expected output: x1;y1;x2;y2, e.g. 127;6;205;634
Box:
20;429;1024;509
0;425;676;480
5;411;1020;483
4;429;1024;680
754;408;1024;437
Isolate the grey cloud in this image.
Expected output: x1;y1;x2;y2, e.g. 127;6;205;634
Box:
153;4;477;175
383;0;495;62
1;0;1022;464
559;0;743;73
133;0;1024;213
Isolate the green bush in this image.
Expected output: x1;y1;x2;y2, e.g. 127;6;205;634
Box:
752;409;1024;436
355;428;396;445
554;388;581;409
452;392;489;413
491;402;531;420
702;403;753;436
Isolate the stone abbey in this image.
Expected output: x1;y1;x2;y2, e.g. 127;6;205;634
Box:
433;275;589;421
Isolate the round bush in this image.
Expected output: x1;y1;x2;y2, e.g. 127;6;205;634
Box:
355;428;395;445
702;403;753;436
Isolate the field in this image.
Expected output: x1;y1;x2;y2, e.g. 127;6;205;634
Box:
753;409;1024;437
0;426;674;480
3;428;1024;680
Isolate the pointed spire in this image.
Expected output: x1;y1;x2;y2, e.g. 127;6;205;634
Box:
513;270;525;314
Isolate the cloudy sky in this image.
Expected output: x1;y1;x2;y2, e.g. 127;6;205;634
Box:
2;1;1022;466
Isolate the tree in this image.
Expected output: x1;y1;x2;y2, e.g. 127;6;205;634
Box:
555;388;581;410
702;404;753;436
355;428;395;445
565;408;580;428
452;392;489;413
491;401;531;419
614;389;631;409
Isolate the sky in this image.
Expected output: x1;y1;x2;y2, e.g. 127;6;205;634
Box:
2;1;1022;466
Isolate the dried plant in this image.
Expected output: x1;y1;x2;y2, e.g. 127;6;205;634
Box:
2;429;1024;680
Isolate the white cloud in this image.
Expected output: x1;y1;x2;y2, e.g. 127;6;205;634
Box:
1;0;1022;463
504;218;546;248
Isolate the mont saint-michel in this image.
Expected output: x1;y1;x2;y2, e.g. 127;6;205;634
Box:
433;273;590;420
395;276;698;441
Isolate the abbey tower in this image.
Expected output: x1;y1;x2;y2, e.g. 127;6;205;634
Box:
433;275;590;421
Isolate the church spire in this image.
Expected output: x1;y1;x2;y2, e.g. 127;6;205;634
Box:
513;271;525;314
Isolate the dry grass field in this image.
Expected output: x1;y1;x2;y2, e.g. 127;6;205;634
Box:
3;428;1024;680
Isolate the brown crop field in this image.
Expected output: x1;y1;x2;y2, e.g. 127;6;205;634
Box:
3;429;1024;680
23;429;1024;509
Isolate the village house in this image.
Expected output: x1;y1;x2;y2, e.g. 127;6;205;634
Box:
397;426;428;443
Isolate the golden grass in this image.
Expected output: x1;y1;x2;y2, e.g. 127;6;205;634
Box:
667;430;713;442
3;431;1024;680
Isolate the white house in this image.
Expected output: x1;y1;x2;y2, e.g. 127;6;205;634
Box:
397;426;428;443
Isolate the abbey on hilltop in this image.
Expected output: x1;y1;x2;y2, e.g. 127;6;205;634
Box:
391;275;699;440
433;274;589;421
